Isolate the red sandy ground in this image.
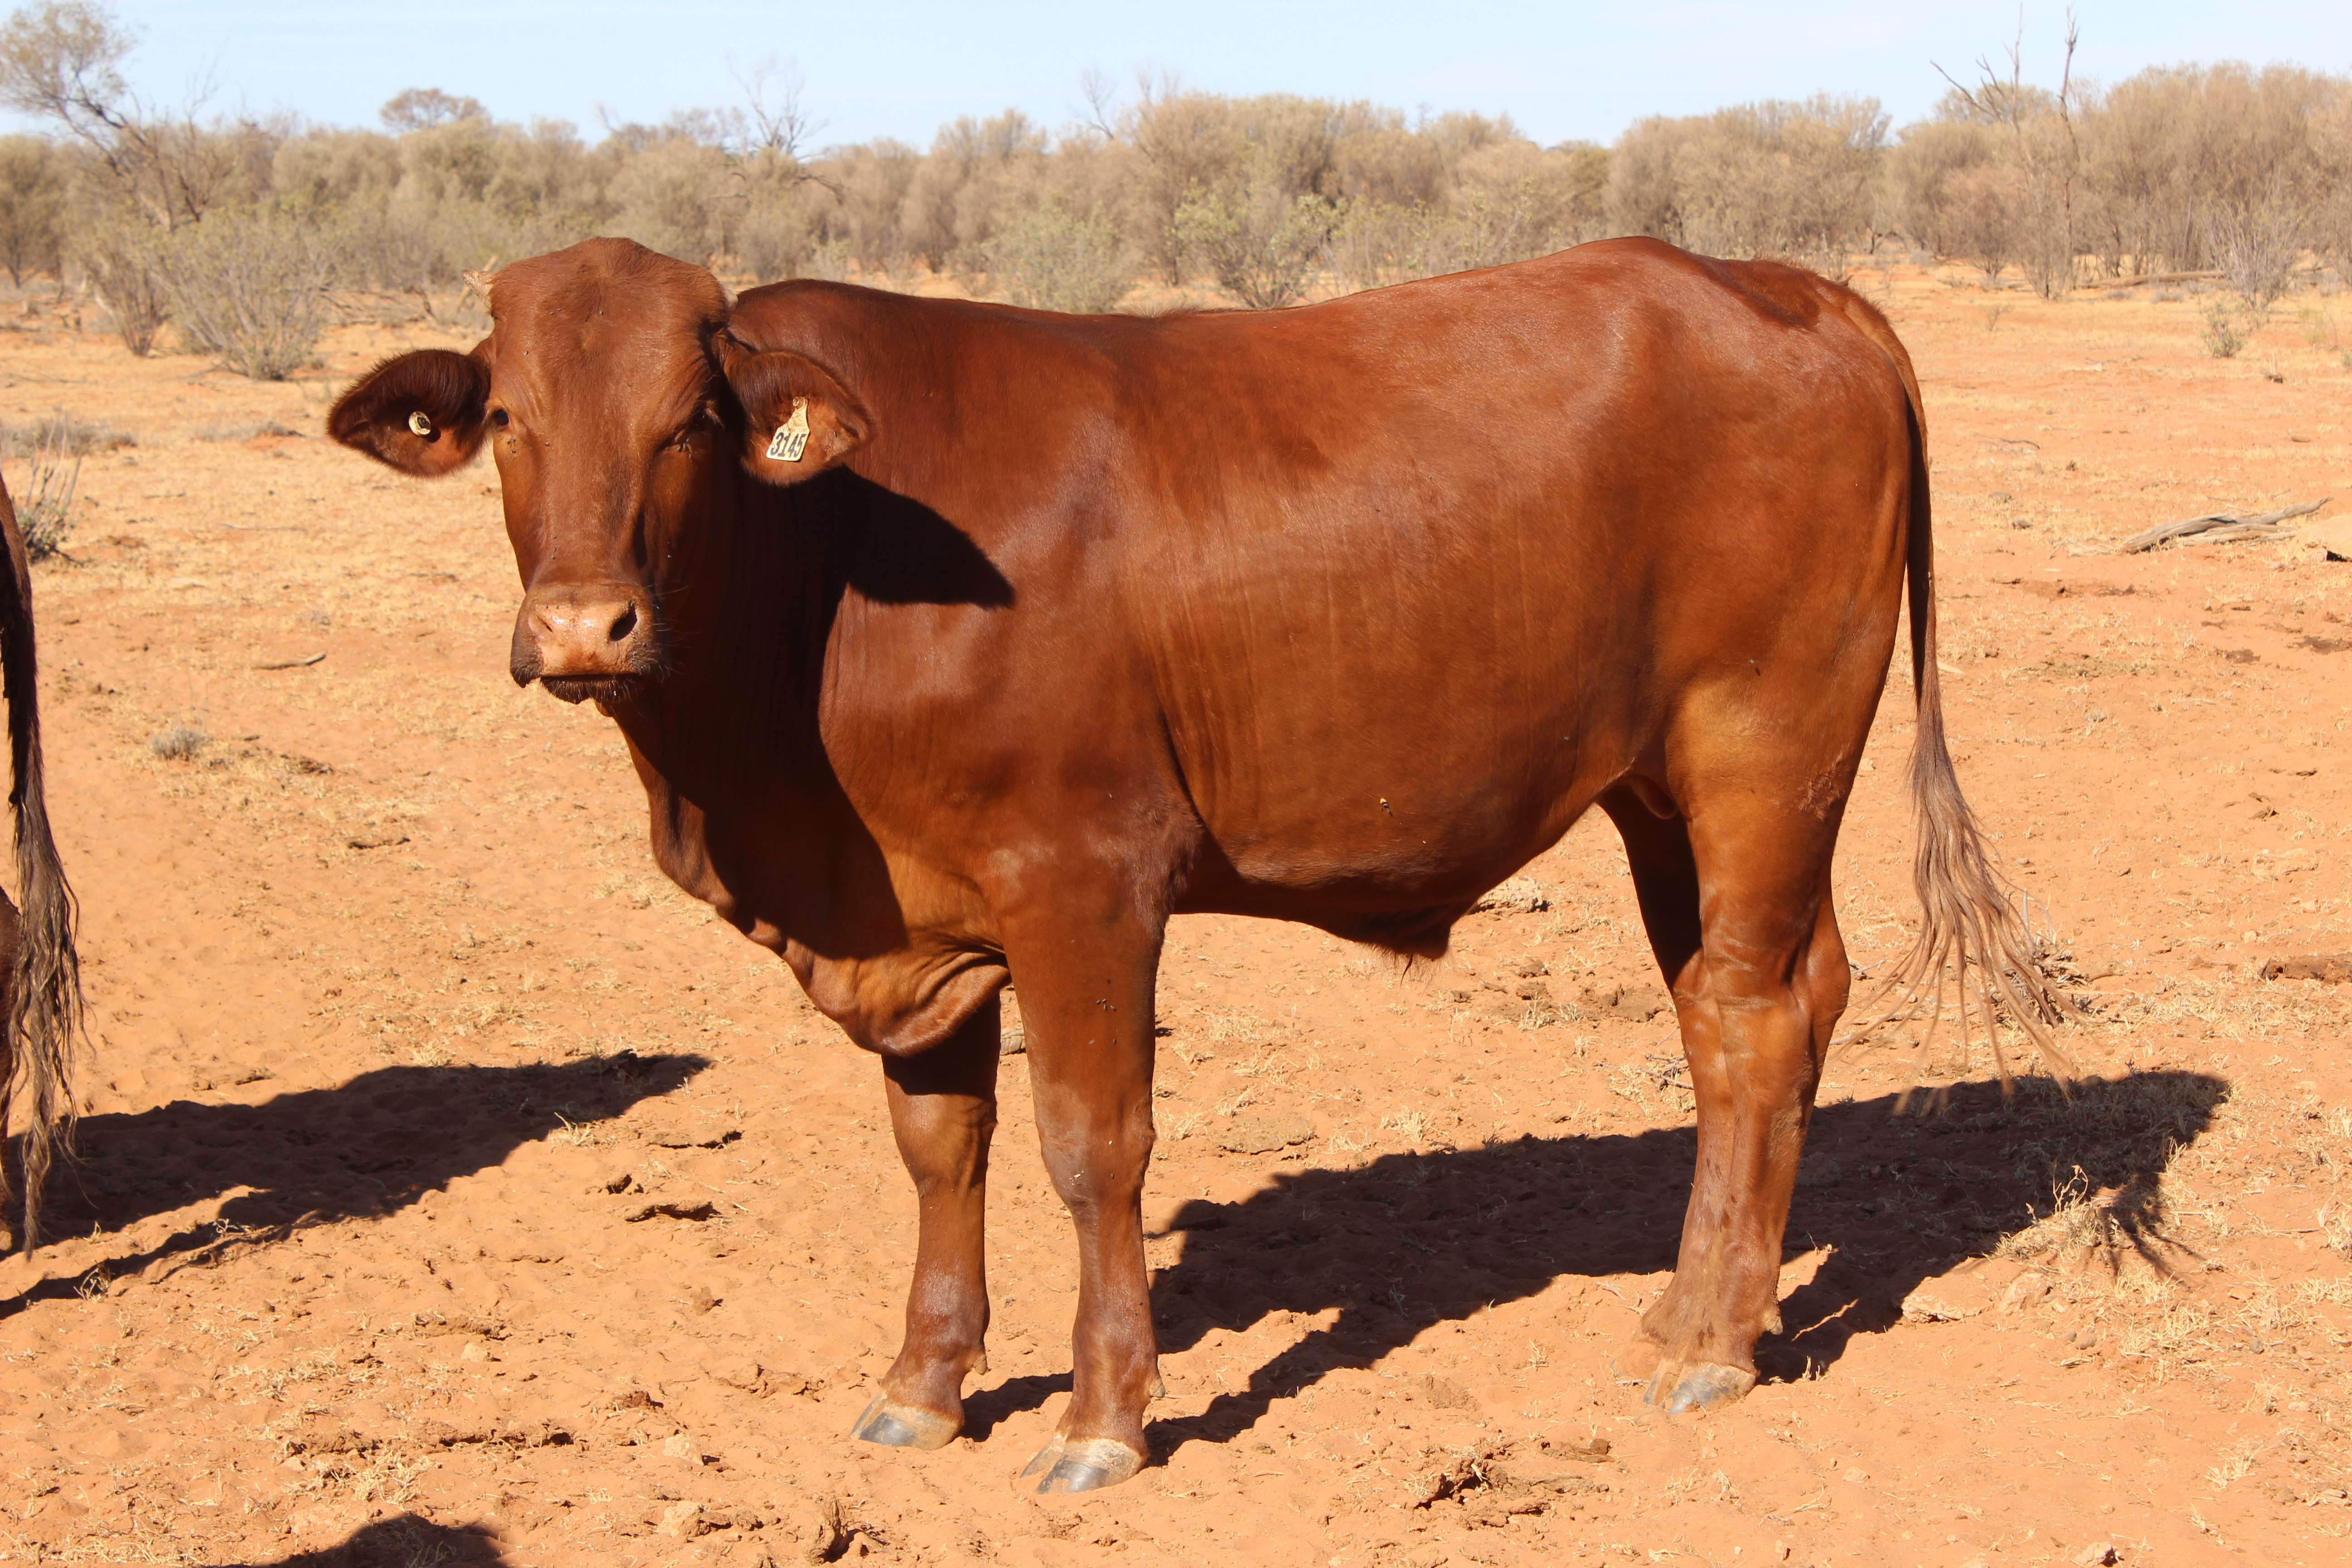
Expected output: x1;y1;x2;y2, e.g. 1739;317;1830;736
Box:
0;264;2347;1568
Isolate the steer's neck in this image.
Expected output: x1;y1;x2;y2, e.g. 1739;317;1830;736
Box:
596;288;1100;963
762;287;1107;533
594;459;862;959
630;462;832;787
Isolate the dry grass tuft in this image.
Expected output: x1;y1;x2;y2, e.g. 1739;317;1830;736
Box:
5;410;136;456
147;724;209;761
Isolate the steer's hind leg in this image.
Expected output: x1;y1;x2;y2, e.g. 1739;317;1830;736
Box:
853;995;1003;1451
1602;782;1850;1413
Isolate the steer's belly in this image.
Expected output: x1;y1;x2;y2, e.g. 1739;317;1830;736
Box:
1172;680;1620;917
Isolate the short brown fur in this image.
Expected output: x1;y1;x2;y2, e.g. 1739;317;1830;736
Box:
328;235;2062;1489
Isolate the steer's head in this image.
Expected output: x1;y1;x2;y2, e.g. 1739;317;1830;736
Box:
328;237;868;705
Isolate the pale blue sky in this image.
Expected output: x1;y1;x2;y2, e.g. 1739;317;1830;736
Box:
8;1;2348;148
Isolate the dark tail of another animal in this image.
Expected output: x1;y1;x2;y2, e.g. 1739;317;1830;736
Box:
0;475;83;1250
1872;364;2073;1085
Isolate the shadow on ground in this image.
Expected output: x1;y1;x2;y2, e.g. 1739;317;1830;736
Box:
1115;1069;2225;1455
10;1053;2226;1472
210;1513;507;1567
5;1051;708;1313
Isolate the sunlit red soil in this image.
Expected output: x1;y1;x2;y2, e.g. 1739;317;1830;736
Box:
0;264;2347;1566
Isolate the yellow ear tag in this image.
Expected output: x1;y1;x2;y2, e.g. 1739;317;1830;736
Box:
765;397;811;462
407;410;434;437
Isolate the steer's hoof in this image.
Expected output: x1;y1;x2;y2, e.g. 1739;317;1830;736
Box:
850;1393;960;1451
1018;1433;1064;1480
1021;1436;1144;1495
1642;1359;1757;1414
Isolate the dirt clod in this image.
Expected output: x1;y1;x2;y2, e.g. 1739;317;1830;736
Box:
1421;1372;1480;1411
1217;1110;1317;1154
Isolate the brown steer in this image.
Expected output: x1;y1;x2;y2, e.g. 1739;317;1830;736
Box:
0;475;85;1254
329;236;2059;1492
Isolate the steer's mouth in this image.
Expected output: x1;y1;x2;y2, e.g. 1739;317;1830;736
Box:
537;672;645;706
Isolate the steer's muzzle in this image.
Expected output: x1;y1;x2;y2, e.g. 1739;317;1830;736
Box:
511;583;657;703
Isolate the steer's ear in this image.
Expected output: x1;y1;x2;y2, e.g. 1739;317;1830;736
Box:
714;335;869;485
327;348;491;476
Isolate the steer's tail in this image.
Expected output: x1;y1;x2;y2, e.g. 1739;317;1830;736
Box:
0;475;83;1251
1850;320;2073;1088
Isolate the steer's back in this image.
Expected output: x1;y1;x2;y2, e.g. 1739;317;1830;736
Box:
1088;239;1916;917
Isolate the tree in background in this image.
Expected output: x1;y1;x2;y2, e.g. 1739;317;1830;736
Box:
984;202;1128;313
1;0;277;355
0;0;265;231
1606;94;1886;278
1930;17;2084;298
380;88;486;134
0;2;2347;336
0;132;61;283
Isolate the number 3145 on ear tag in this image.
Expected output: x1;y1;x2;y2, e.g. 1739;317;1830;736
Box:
765;397;811;462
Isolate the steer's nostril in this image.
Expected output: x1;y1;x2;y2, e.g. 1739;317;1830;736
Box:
607;603;639;642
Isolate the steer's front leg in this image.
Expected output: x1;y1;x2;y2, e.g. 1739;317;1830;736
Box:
1004;910;1165;1494
853;996;1002;1450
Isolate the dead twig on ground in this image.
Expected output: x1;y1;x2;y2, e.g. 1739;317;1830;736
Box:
2117;498;2330;554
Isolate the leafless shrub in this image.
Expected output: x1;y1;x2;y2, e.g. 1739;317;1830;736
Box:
151;208;342;379
2;406;132;560
1931;17;2085;299
80;218;168;354
2207;201;2304;319
3;433;77;560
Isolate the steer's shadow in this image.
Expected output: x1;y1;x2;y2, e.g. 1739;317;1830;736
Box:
5;1051;707;1313
1054;1070;2220;1456
208;1513;507;1567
